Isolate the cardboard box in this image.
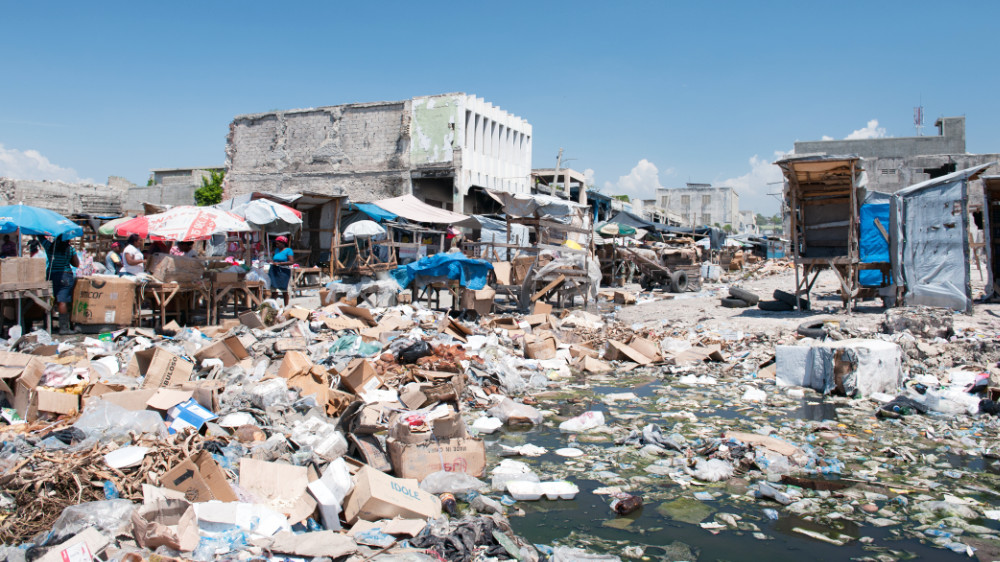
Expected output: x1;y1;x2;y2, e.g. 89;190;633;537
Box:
161;450;238;503
20;258;45;284
12;358;81;421
131;347;195;389
459;287;495;315
0;258;22;285
166;398;217;434
343;465;442;524
524;333;558;360
36;527;110;562
387;436;487;481
239;310;265;329
92;388;157;411
193;335;249;367
71;276;136;325
341;358;382;397
278;350;313;379
210;271;241;283
388;408;466;445
131;499;199;552
149;254;205;283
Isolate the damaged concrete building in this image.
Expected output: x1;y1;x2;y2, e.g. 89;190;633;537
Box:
0;177;126;217
657;183;741;229
224;93;532;214
794;116;1000;198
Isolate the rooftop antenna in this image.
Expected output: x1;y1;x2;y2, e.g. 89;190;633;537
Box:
914;100;924;136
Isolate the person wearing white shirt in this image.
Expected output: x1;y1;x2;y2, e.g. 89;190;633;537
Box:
122;234;146;276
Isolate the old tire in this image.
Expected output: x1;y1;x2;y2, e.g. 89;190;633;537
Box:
758;299;793;312
797;320;827;339
773;289;809;310
728;287;760;305
670;271;689;293
721;297;750;308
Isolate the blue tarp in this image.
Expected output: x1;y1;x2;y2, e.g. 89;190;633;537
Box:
392;252;493;290
859;203;890;286
354;203;398;223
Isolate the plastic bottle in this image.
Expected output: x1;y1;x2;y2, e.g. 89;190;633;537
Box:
440;493;458;516
610;492;643;515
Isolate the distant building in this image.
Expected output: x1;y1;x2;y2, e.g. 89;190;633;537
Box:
739;210;758;234
225;93;532;214
658;183;740;228
150;167;223;187
531;168;588;203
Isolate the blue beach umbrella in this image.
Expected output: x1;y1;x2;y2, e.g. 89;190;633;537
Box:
0;204;83;239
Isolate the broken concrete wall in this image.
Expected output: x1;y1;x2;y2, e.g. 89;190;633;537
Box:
0;177;124;217
224;102;413;202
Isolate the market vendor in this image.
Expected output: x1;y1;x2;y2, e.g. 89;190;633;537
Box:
122;234;145;275
269;235;294;306
104;241;123;275
42;234;80;335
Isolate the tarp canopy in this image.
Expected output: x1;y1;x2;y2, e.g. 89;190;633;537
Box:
661;225;727;250
371;194;479;228
606;211;671;233
890;163;994;311
473;214;529;260
487;190;587;219
352;203;398;223
392;252;493;290
859;203;891;287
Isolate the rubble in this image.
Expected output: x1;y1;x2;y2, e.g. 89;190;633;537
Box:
0;265;998;561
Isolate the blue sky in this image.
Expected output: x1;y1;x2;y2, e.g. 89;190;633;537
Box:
2;1;999;214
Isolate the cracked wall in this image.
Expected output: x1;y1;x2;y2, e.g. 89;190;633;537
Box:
225;101;413;201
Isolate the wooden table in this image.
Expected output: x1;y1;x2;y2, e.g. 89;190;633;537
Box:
209;280;264;325
0;281;52;333
138;281;210;328
289;267;326;296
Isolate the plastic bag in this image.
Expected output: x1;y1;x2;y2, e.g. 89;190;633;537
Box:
558;411;605;432
396;339;432;364
73;400;167;443
45;499;136;545
419;471;488;495
488;397;543;425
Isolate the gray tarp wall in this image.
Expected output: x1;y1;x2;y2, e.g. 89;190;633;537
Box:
890;164;993;312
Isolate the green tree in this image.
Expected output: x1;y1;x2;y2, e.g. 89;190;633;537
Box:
146;177;155;186
723;223;733;233
194;170;225;206
755;213;766;224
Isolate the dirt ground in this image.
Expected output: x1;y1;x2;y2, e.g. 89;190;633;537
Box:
616;263;1000;336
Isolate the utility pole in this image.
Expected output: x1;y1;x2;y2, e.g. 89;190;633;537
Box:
553;148;563;197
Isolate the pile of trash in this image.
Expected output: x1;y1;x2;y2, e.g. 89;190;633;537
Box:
1;296;999;560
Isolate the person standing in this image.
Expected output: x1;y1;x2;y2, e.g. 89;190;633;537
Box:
105;241;123;274
268;235;294;306
0;235;16;258
41;234;80;335
122;234;146;276
28;238;46;261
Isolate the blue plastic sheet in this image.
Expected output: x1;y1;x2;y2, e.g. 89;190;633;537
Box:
353;203;398;223
392;252;493;290
859;203;890;286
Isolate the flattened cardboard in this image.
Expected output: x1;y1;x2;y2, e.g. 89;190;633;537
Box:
193;335;249;367
627;336;662;362
349;433;392;473
161;450;237;503
337;304;377;327
669;344;725;365
606;340;653;365
532;301;553;315
343;465;442;524
94;389;157;411
387;436;487;481
324;316;366;331
146;388;194;411
239;458;317;524
133;347;195;389
239;310;265;329
493;262;512;285
36;527;109;562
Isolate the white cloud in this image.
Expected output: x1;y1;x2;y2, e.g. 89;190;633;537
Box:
583;168;596;187
603;159;673;200
845;119;886;140
0;144;87;183
821;135;834;141
717;149;791;214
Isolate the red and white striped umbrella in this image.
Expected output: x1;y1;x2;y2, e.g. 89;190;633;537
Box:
115;206;252;241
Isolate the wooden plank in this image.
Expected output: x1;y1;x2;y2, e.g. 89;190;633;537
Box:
531;274;565;302
873;218;889;242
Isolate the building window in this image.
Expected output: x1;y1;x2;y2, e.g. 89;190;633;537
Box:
701;214;710;225
880;168;897;175
681;195;690;209
702;194;711;207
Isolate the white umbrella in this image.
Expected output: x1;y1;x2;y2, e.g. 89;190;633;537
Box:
343;220;386;241
231;199;303;232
